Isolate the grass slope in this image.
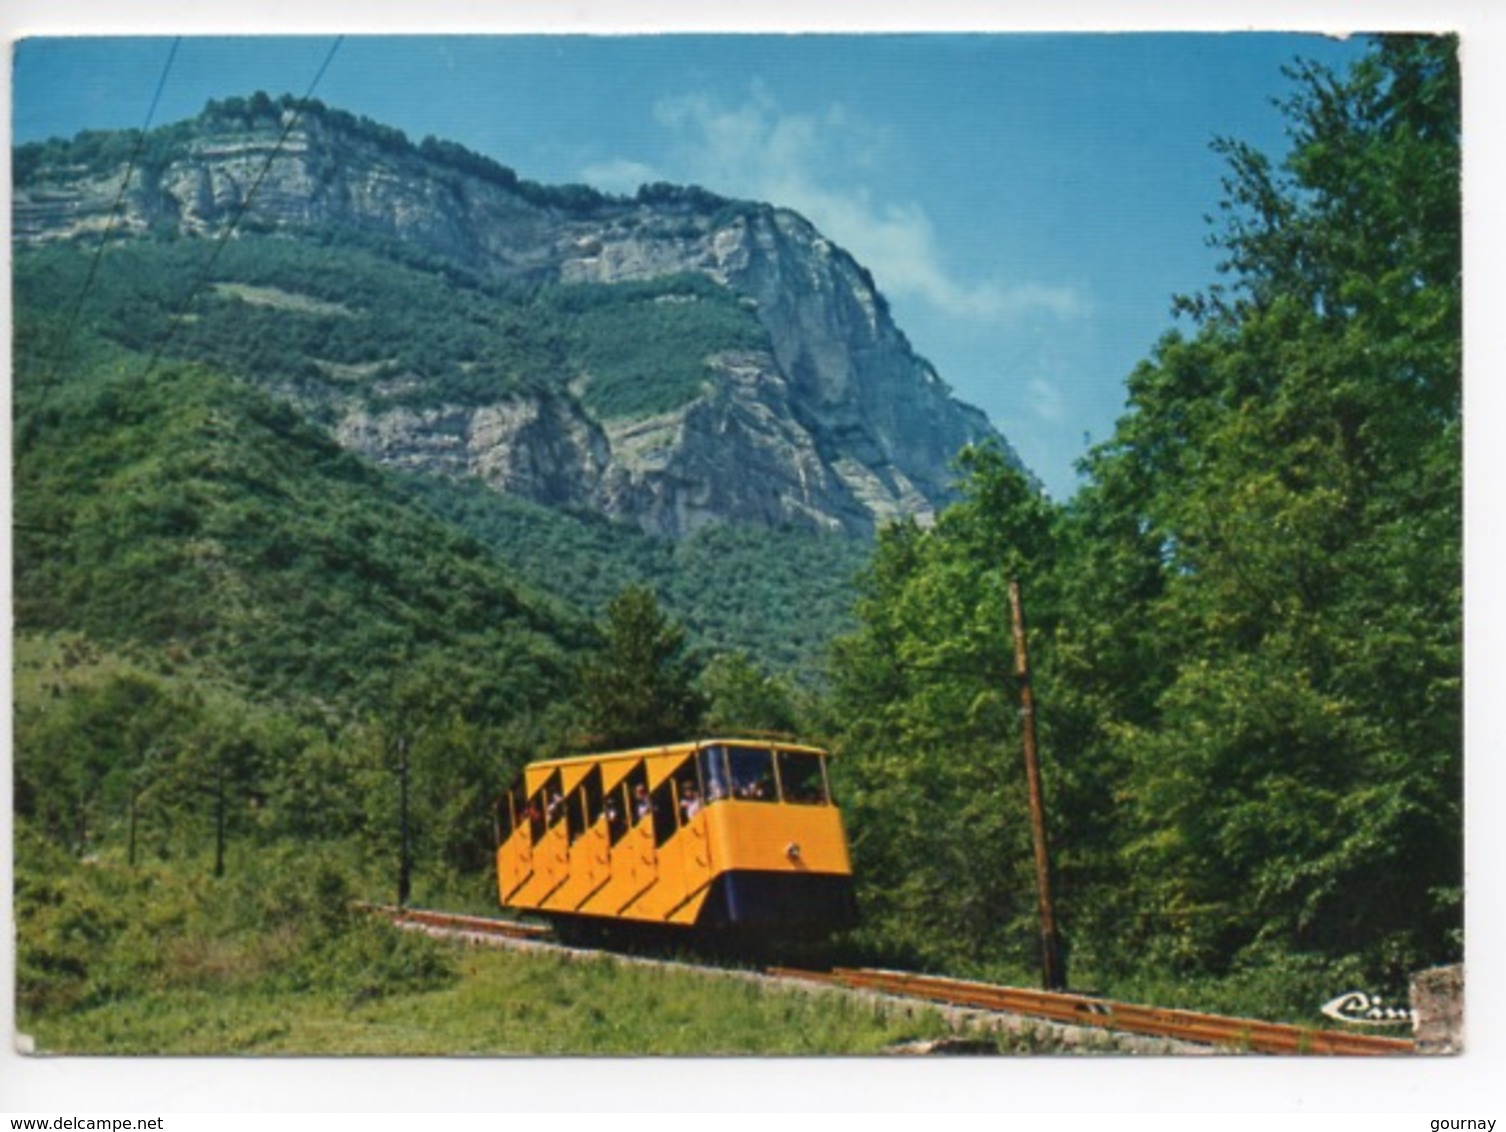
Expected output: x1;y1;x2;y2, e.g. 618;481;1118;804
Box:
13;841;1074;1057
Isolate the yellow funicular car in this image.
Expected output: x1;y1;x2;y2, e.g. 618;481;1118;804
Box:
495;738;856;941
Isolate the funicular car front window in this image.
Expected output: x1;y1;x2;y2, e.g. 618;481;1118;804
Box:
672;755;704;822
699;745;730;805
777;751;829;805
727;746;775;802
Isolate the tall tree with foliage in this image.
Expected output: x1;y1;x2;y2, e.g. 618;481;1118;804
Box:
826;445;1065;973
577;585;706;749
1086;34;1462;982
699;651;800;736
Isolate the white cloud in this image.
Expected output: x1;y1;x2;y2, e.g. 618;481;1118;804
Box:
1027;378;1067;424
639;89;1083;325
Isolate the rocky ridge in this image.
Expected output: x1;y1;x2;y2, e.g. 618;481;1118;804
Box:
13;96;1026;537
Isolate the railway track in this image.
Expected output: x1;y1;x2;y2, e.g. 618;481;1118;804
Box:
368;906;1415;1055
364;903;553;943
769;967;1416;1056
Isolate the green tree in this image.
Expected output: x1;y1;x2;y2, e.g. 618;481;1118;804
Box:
826;446;1063;973
821;36;1460;994
699;651;799;736
1089;34;1462;980
14;672;188;856
576;585;706;749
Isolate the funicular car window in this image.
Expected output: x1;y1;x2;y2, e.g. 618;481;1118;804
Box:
509;778;528;835
699;744;730;805
526;782;548;845
567;766;604;844
582;766;604;829
671;755;703;823
777;751;829;805
625;763;652;829
727;746;776;802
495;792;515;845
499;776;527;843
539;770;565;835
605;780;630;845
602;788;626;842
651;778;679;847
566;789;586;843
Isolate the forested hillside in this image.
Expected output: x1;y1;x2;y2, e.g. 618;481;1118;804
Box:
12;240;868;681
14;361;587;711
15;235;771;422
394;474;868;677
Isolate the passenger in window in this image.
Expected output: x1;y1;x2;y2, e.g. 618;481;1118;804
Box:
680;781;701;821
546;789;564;825
633;783;652;821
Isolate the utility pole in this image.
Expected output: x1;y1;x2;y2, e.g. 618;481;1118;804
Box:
1008;579;1067;991
129;744;162;868
213;743;226;878
397;734;412;908
128;774;140;868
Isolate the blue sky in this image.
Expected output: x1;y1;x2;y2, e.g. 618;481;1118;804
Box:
6;30;1389;497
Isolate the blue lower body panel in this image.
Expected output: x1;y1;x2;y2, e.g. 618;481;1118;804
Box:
696;869;857;932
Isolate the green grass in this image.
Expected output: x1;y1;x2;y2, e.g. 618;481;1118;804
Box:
13;835;1105;1056
24;945;966;1056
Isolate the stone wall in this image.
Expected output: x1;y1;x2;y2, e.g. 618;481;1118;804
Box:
1411;963;1464;1054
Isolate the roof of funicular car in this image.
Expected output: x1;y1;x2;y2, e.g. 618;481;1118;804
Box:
524;737;829;774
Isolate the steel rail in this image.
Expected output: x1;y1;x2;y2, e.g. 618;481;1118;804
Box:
362;908;1414;1055
364;904;552;942
771;967;1414;1055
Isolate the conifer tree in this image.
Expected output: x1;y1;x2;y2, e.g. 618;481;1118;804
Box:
577;585;705;749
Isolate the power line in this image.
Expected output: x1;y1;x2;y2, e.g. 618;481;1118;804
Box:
43;37;181;387
139;35;344;383
16;36;343;523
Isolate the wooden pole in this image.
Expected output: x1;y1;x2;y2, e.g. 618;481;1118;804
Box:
1008;579;1066;991
397;735;412;908
213;746;226;878
128;779;139;868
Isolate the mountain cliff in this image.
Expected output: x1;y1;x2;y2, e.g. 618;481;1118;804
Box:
13;93;1025;538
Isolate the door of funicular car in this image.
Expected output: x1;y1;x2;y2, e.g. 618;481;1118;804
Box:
544;764;603;912
532;768;571;907
664;749;716;924
627;751;713;924
614;760;659;917
495;777;532;907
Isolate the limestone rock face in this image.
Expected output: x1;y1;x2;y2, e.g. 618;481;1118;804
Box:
334;392;612;509
14;101;1029;537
